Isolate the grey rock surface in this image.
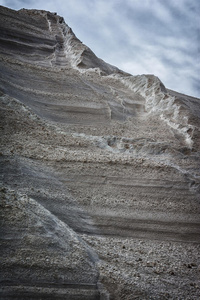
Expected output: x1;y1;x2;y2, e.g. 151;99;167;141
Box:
0;5;200;299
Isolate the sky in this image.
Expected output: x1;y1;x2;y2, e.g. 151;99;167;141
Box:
1;0;200;98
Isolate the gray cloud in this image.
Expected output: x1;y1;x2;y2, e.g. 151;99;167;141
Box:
1;0;199;97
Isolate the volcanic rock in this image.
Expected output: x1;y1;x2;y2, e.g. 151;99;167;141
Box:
0;5;200;299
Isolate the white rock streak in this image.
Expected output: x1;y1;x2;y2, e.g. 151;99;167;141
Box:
109;73;194;147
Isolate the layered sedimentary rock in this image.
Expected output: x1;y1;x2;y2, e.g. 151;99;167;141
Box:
0;5;200;299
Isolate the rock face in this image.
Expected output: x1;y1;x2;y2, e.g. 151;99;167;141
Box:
0;5;200;300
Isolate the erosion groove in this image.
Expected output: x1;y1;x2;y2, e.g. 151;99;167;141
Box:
0;5;200;300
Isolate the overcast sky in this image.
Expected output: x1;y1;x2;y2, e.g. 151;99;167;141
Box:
1;0;200;98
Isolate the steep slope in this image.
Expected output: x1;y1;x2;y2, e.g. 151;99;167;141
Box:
0;187;101;300
0;5;200;300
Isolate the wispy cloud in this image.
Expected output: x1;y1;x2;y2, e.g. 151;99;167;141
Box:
1;0;199;97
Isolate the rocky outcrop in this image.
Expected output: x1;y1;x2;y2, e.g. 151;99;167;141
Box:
0;5;200;299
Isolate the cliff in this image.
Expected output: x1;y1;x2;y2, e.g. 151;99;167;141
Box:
0;5;200;299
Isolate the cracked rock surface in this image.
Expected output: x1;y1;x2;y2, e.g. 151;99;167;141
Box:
0;5;200;300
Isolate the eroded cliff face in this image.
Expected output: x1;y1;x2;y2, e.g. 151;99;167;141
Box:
0;5;200;300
